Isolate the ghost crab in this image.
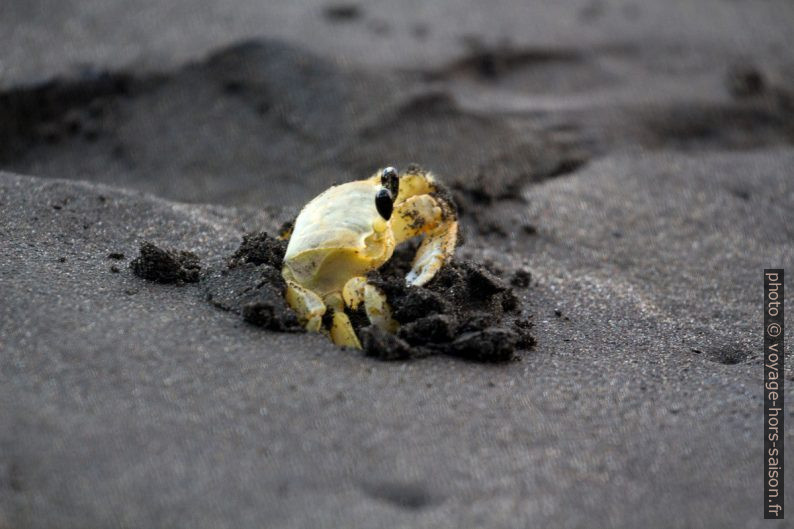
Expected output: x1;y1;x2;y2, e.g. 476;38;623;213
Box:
281;164;458;348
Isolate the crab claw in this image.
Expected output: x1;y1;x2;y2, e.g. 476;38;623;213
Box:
405;219;458;286
390;184;458;286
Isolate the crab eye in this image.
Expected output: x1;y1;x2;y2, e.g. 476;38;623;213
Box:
380;167;399;198
375;188;393;220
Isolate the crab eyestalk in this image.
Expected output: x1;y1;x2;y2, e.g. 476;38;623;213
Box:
380;166;400;198
375;188;394;220
376;166;400;220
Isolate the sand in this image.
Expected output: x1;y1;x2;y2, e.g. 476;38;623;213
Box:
1;1;793;527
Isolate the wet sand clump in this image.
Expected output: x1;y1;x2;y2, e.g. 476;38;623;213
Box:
130;241;201;284
202;232;303;332
362;243;533;361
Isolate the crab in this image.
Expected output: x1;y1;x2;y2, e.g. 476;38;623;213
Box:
281;165;458;348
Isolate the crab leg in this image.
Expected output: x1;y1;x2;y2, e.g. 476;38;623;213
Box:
328;310;362;349
342;276;399;334
284;279;326;333
285;279;363;347
391;194;458;286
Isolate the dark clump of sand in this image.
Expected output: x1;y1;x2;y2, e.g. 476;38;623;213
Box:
130;241;201;284
202;232;303;332
228;231;287;268
200;230;534;362
323;4;362;22
362;243;533;361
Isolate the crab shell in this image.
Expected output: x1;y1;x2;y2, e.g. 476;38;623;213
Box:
283;179;396;298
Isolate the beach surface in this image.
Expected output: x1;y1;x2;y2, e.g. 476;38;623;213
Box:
1;1;793;527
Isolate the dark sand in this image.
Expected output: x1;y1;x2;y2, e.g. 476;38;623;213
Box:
2;1;793;527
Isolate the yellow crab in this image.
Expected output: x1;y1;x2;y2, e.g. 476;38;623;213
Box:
281;165;458;348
